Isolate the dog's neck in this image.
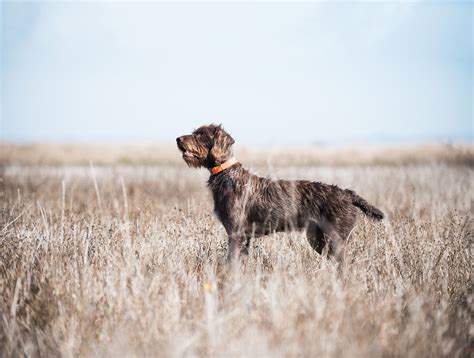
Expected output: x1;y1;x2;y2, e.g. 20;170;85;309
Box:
209;157;238;175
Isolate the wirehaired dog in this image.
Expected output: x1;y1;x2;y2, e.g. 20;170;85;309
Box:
176;124;384;263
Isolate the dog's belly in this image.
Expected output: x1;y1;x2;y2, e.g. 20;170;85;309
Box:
243;199;313;237
245;217;306;238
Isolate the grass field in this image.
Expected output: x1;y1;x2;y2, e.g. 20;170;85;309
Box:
0;144;472;357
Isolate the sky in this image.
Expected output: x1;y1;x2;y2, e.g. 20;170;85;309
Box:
1;1;472;146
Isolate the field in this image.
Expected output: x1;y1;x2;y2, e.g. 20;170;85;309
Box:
0;143;473;357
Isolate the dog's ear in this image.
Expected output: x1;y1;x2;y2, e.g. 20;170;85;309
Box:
210;125;235;164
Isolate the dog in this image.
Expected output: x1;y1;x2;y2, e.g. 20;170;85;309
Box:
176;124;384;263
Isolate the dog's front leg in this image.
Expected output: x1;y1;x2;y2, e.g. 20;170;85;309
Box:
227;234;249;262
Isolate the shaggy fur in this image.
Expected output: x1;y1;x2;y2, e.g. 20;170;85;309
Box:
177;124;384;262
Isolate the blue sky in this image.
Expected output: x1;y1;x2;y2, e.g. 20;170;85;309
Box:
1;1;472;146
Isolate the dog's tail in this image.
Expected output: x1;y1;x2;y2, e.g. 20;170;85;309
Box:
345;189;384;220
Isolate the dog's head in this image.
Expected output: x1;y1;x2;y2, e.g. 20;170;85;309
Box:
176;124;235;168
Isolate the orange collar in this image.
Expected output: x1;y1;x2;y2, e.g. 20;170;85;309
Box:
210;158;238;175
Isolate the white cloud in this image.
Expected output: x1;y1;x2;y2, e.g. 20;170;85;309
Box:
2;1;471;144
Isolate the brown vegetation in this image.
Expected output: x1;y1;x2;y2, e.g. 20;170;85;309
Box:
1;142;473;166
0;146;472;356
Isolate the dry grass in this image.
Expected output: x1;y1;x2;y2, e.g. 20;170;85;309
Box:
1;142;473;166
0;146;473;357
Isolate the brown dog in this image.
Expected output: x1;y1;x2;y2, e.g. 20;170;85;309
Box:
176;124;384;263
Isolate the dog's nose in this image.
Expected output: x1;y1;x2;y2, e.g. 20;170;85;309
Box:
176;136;183;144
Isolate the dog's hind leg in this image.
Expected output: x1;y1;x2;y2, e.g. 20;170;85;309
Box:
306;221;327;255
306;220;345;264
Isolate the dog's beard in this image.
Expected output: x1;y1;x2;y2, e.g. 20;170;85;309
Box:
177;143;204;168
182;153;202;168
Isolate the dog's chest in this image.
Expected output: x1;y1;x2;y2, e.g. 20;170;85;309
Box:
208;175;239;222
